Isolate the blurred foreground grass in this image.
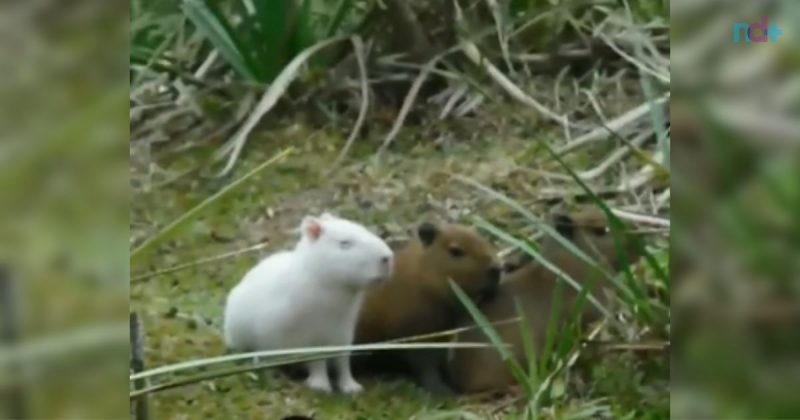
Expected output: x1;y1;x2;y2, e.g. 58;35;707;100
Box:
672;0;800;418
0;1;129;418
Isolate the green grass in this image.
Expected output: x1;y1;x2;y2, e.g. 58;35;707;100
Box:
130;0;669;417
449;176;669;418
130;147;293;265
180;0;358;83
129;120;669;418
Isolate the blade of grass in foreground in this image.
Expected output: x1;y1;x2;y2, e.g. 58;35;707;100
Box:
542;115;669;298
450;280;532;396
516;298;539;398
130;341;490;383
453;174;618;285
130;147;293;265
539;278;564;376
471;216;612;319
541;140;665;324
457;173;643;308
130;353;317;398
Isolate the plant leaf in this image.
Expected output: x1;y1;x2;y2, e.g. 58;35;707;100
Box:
183;0;260;81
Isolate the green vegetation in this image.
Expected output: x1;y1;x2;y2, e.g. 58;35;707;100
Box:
130;0;669;418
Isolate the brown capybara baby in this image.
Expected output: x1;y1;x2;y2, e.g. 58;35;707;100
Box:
447;208;641;393
355;222;502;394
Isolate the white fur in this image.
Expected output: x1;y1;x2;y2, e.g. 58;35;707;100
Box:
224;213;393;394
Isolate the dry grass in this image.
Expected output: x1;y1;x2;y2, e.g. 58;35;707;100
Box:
130;0;669;418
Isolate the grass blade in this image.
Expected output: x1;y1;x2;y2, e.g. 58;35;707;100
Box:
183;0;260;81
539;278;564;375
325;0;355;37
130;147;293;265
640;75;669;169
252;0;291;80
450;280;532;396
540;141;661;324
130;341;489;383
555;275;594;360
471;216;612;319
453;175;617;283
289;0;315;56
130;353;320;398
515;298;538;396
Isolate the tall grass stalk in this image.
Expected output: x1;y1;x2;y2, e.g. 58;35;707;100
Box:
130;341;494;384
540;136;669;326
450;281;532;395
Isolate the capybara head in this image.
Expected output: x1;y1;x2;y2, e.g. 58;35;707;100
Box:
297;213;394;287
416;222;501;304
549;208;641;270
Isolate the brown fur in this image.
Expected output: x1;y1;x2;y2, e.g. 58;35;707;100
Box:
447;208;641;393
355;222;501;393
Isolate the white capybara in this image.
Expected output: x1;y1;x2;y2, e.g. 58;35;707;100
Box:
224;213;393;394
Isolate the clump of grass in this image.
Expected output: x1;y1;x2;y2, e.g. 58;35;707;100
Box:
181;0;359;83
451;195;667;417
447;98;670;417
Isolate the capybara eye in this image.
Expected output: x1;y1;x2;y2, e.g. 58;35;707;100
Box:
449;247;465;258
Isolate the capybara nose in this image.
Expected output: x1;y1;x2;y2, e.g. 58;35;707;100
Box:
487;265;501;283
479;267;501;302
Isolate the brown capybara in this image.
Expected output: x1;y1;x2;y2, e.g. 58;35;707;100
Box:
447;208;641;393
355;222;501;394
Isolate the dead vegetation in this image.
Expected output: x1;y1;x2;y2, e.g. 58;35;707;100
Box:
130;0;670;418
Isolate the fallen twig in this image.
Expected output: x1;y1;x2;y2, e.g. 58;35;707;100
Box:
459;38;569;129
378;54;443;153
557;95;668;156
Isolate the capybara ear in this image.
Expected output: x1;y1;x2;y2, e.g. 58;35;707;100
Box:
302;216;324;241
552;212;575;240
417;222;438;247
